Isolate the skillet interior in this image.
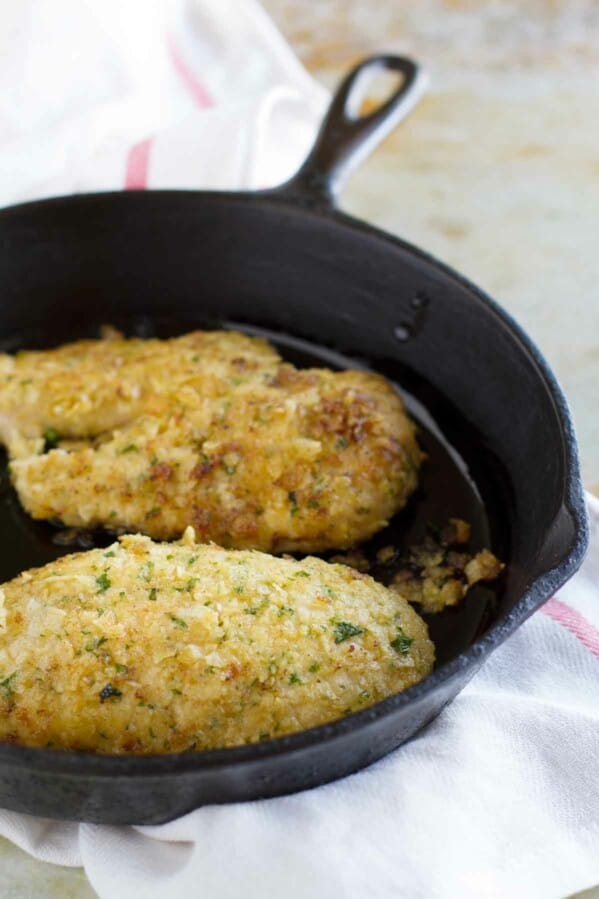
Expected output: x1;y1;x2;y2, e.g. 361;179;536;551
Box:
0;313;508;667
0;189;586;823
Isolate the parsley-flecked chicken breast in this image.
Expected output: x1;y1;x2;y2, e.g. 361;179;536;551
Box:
0;529;434;753
0;329;421;552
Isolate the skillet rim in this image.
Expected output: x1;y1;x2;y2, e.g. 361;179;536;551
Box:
0;187;589;777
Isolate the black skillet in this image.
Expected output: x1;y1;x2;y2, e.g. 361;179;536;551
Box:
0;56;588;824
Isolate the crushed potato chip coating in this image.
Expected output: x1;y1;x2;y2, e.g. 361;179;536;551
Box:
0;529;434;754
0;329;421;552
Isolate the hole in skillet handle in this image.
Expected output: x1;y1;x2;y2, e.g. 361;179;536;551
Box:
272;55;428;207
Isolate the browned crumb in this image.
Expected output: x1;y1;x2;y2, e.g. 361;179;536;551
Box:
389;519;504;614
329;549;370;571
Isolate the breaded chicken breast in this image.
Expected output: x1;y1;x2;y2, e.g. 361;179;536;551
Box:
0;529;434;753
0;330;421;552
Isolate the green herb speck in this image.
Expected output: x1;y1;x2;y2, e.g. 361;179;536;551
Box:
0;672;17;698
169;614;188;629
333;621;364;644
139;561;154;582
118;443;139;454
43;427;60;450
390;628;414;656
85;636;108;653
96;570;111;593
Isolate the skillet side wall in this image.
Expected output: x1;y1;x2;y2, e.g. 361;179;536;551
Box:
0;664;470;824
0;190;582;823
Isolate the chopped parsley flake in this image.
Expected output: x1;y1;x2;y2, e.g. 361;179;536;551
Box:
288;491;299;516
85;636;108;653
43;427;60;450
333;621;364;644
390;628;414;655
169;614;188;629
118;444;139;454
148;587;159;601
96;570;111;593
336;436;349;449
288;672;301;685
0;672;17;698
104;550;116;558
308;662;320;673
139;561;154;582
244;598;269;615
295;570;310;578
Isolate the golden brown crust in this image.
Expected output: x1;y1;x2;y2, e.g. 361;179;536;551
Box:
0;330;421;552
0;530;434;753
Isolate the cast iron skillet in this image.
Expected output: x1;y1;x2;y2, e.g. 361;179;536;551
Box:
0;56;588;824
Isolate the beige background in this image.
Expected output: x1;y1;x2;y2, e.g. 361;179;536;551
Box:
2;1;598;896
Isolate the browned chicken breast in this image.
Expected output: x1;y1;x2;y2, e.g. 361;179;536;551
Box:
0;529;434;753
0;329;421;552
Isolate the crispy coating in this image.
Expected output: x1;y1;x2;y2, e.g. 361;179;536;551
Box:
0;330;421;552
0;529;434;754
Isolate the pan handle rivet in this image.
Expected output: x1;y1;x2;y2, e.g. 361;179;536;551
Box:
393;324;412;342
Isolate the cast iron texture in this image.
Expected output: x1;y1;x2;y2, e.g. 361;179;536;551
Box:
0;57;588;824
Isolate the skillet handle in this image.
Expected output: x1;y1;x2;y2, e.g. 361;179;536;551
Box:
277;55;426;207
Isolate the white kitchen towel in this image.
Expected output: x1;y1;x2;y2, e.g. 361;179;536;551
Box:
0;2;598;897
0;0;327;204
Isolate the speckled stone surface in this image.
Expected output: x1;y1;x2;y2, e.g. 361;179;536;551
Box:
266;0;599;494
3;1;598;895
0;837;96;899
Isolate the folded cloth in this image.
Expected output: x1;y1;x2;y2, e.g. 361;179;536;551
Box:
0;0;326;203
0;2;598;897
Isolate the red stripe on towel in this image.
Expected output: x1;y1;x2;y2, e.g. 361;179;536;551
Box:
541;597;599;659
124;138;153;190
167;33;213;108
123;36;213;190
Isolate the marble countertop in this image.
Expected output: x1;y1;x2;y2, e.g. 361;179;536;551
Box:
4;1;598;896
266;0;599;493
